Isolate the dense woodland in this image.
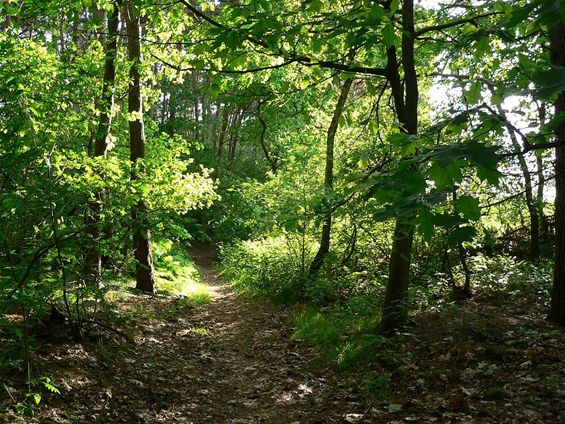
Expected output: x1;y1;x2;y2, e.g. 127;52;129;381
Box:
1;0;565;422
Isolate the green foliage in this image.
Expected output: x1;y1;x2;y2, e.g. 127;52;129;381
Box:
1;0;562;409
292;303;384;369
220;235;313;302
472;254;553;298
153;240;212;304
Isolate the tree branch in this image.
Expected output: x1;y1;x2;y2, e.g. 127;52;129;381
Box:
415;12;500;36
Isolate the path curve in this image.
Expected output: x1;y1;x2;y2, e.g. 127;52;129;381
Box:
32;243;370;424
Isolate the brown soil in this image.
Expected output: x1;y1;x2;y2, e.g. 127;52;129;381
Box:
1;244;372;423
1;244;564;423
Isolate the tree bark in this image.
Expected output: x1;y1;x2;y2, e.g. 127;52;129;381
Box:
536;102;549;243
309;78;353;278
380;0;418;335
549;21;565;324
84;0;119;286
491;96;540;260
193;72;200;140
126;0;155;293
257;99;278;174
216;108;229;179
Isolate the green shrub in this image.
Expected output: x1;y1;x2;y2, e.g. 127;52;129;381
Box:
220;233;314;302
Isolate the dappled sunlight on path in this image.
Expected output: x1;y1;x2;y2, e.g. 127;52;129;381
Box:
31;243;371;424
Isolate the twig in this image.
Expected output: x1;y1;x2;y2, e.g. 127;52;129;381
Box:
82;320;133;342
3;383;16;403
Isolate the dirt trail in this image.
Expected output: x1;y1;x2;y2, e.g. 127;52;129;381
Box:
29;244;368;424
3;244;564;423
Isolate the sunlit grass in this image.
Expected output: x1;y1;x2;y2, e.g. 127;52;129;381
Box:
153;240;213;305
292;303;383;369
191;327;208;336
177;281;212;305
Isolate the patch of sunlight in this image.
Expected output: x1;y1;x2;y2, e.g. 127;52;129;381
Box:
179;280;212;305
105;289;134;302
150;240;215;304
191;327;208;336
275;382;315;404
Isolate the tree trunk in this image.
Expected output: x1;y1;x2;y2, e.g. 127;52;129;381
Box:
3;0;13;28
216;108;229;179
380;0;418;335
549;21;565;324
228;107;244;168
257;99;278;174
126;0;155;293
168;90;177;136
84;0;119;286
493;99;540;260
193;72;200;140
309;78;353;278
536;102;549;243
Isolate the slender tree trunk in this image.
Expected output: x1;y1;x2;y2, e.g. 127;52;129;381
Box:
380;0;418;335
193;72;200;140
536;102;548;243
168;91;177;137
126;0;155;293
203;76;211;144
213;100;222;150
549;21;565;324
84;0;119;286
3;0;13;28
257;99;278;173
508;129;539;260
216;108;229;179
493;99;540;259
93;2;106;45
228;107;244;168
309;78;353;278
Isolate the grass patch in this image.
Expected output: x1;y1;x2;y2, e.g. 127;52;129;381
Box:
153;240;212;305
191;327;208;336
292;300;383;370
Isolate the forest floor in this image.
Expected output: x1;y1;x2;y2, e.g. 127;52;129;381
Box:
1;244;564;423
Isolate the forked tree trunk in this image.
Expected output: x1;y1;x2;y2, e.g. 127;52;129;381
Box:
126;0;155;293
84;0;119;286
549;21;565;325
309;78;353;278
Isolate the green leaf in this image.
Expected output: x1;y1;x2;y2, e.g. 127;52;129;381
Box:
454;196;481;221
307;0;322;12
417;207;435;242
532;66;565;99
474;37;490;57
383;22;395;48
545;111;565;132
387;403;403;412
358;157;367;169
427;161;463;188
466;81;482;105
477;164;501;185
448;226;476;247
389;133;417;156
366;4;385;25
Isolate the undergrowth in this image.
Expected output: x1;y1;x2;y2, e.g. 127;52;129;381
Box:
220;236;554;374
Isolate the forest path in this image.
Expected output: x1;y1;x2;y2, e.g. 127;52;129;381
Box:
32;243;370;424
